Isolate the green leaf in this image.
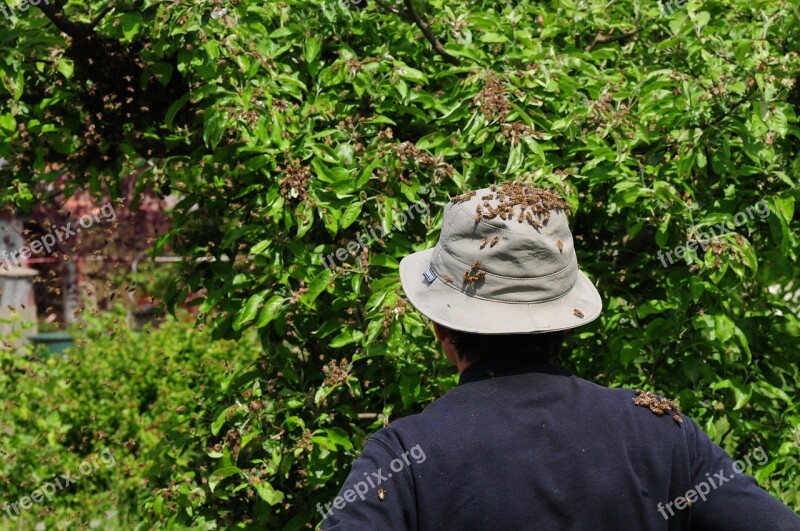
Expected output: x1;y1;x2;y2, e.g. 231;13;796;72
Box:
339;202;363;230
399;372;421;408
711;379;752;410
212;405;236;436
305;37;321;66
119;13;144;41
692;11;711;30
771;196;794;223
250;239;271;255
619;339;643;367
233;290;267;331
254;481;285;506
479;32;509;43
269;27;294;39
312;427;353;451
256;295;284;328
148;63;173;87
504;142;523;173
636;300;678;318
300;269;333;307
656;215;671;248
56;59;74;80
209;466;242;493
395;65;428;84
713;314;735;343
329;329;365;348
0;114;15;134
203;109;226;148
724;234;758;273
755;382;793;406
165;93;192;129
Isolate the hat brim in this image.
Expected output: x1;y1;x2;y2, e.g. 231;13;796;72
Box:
399;247;602;334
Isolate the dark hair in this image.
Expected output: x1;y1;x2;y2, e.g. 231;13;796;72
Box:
448;330;565;363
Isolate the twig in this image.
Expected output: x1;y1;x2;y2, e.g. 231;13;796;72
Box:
585;28;639;52
373;0;412;22
402;0;460;66
698;86;757;140
37;1;90;38
89;5;114;30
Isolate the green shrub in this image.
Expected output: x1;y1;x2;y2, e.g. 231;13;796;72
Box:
0;309;261;529
1;0;799;528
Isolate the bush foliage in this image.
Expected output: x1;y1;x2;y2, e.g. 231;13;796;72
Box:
0;310;262;528
1;0;799;528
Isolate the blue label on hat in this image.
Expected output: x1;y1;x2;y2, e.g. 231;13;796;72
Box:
423;267;437;283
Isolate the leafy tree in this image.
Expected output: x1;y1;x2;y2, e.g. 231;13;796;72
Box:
1;0;798;527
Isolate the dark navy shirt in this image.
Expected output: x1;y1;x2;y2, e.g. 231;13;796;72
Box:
322;356;800;530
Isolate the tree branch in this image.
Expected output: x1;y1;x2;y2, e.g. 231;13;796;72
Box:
89;5;115;30
33;1;196;172
37;1;90;38
373;0;412;22
402;0;460;66
585;28;639;52
699;87;757;138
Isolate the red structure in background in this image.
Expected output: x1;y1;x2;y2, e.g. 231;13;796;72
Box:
11;175;178;328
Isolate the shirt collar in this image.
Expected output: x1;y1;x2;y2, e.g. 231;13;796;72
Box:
458;356;572;385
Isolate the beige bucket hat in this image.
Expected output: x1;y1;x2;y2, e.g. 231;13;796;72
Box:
399;182;602;334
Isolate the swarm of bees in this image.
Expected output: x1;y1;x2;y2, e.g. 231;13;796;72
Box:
453;181;569;231
525;211;542;230
633;389;683;425
451;190;477;204
452;182;571;290
463;260;486;285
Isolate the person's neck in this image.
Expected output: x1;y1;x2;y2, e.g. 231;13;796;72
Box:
455;356;477;375
458;355;563;385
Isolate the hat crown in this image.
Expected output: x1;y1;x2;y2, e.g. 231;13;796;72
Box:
440;198;575;279
399;182;602;334
430;184;577;303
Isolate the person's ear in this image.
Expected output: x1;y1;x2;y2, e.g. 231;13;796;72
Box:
433;322;451;343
